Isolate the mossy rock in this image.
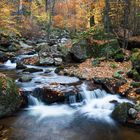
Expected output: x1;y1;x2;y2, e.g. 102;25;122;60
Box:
113;70;124;80
127;69;140;81
111;102;133;123
19;75;32;82
131;52;140;73
0;74;21;118
130;82;140;88
92;58;100;67
114;53;124;62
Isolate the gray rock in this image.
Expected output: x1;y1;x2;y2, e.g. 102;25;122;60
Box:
19;75;32;82
70;44;87;62
40;57;54;65
128;108;138;118
54;57;63;66
19;41;33;49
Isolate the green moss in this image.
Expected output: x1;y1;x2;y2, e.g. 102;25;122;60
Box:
92;58;100;67
113;70;124;80
110;63;117;69
0;77;21;118
131;82;140;88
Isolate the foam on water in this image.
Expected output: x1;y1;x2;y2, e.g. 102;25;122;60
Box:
4;60;16;69
27;83;133;123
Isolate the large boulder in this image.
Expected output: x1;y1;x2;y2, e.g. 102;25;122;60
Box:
111;102;133;123
0;73;21;118
32;84;80;104
70;40;89;62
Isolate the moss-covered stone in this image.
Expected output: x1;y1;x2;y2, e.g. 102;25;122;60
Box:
131;52;140;74
111;102;133;123
0;74;21;118
19;75;32;82
130;82;140;88
114;53;124;62
127;69;140;81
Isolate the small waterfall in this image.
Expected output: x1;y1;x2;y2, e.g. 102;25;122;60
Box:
81;83;107;103
28;95;41;106
4;60;16;68
69;95;76;104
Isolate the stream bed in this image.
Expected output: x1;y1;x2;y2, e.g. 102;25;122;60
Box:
0;56;140;140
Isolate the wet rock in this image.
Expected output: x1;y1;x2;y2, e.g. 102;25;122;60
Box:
16;61;27;69
22;56;39;65
25;51;36;55
44;69;52;74
93;77;127;94
110;100;119;106
39;57;54;66
54;66;64;74
32;85;79;104
23;68;43;73
19;75;32;82
0;74;21;118
54;57;63;66
128;108;138;119
111;102;134;123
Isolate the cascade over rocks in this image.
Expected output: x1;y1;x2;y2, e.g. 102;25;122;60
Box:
31;84;80;104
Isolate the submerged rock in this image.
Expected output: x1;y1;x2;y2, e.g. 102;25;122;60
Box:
0;73;21;118
23;68;43;73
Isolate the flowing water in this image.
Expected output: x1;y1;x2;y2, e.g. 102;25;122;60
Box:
0;57;140;140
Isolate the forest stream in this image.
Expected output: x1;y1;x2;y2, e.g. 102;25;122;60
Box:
0;53;140;140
